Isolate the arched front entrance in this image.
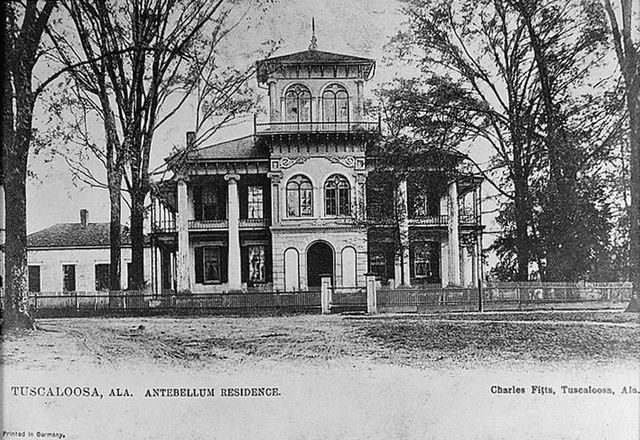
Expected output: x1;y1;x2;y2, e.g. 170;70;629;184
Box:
307;241;334;287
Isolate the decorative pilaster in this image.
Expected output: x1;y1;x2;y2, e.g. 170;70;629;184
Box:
356;172;367;220
355;80;364;120
268;81;278;121
448;180;461;286
268;172;281;226
176;177;190;292
225;174;242;291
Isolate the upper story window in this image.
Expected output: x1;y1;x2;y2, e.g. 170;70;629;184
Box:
194;186;224;220
286;175;313;217
247;185;264;219
325;174;351;216
285;84;312;123
322;84;349;123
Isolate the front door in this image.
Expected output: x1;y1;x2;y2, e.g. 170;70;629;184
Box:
307;241;333;287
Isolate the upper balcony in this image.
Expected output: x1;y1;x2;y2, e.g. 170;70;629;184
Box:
255;120;380;136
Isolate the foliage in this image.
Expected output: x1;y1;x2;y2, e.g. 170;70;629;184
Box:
392;0;626;282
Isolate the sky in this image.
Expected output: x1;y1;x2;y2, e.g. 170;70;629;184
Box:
27;0;411;233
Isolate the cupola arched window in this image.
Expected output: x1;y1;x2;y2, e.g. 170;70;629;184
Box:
322;84;349;124
286;175;313;217
324;174;351;216
285;84;312;124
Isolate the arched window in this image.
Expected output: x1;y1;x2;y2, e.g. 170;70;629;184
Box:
322;84;349;124
286;175;313;217
285;84;312;124
324;174;350;216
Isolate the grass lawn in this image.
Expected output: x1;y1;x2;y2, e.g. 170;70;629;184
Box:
2;310;638;370
2;310;638;440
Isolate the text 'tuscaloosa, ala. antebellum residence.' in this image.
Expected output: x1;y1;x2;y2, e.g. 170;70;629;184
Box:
149;41;484;295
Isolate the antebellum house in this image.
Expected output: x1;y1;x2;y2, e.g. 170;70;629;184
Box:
149;41;483;295
26;209;151;293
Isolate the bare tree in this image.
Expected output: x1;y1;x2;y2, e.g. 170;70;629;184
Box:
2;0;57;329
52;0;260;291
602;0;639;305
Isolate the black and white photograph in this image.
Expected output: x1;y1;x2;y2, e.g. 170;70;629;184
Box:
1;0;639;438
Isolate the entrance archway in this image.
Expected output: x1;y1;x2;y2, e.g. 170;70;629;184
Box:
307;241;334;287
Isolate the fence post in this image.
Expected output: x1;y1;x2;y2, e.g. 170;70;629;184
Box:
365;273;377;314
74;291;79;314
321;275;332;314
478;278;483;312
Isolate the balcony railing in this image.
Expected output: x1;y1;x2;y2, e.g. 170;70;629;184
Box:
409;215;449;226
189;219;228;230
255;120;380;135
371;214;481;227
239;218;270;229
188;218;270;231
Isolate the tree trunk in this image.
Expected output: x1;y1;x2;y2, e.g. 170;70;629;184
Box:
129;190;146;291
3;105;35;329
108;172;122;291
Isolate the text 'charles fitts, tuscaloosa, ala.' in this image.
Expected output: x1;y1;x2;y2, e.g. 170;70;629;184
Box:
490;384;640;395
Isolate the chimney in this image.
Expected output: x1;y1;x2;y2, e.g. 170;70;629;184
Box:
80;209;88;227
186;131;195;151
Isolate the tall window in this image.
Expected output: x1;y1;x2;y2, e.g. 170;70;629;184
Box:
194;186;223;220
247;186;263;219
285;84;312;124
248;245;266;282
195;246;222;283
203;247;221;282
322;84;349;123
324;174;350;216
286;175;313;217
63;264;76;292
95;264;110;291
28;265;41;293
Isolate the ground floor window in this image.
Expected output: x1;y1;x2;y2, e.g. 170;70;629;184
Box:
195;246;226;284
95;264;110;291
412;241;440;283
248;245;265;282
63;264;76;292
28;265;41;293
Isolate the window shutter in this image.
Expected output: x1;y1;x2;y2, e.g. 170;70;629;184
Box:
239;184;248;219
265;244;272;282
194;247;204;284
220;246;228;283
193;187;203;221
241;247;249;282
218;184;227;219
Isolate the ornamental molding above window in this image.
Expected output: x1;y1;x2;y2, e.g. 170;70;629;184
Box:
328;156;356;168
280;157;308;169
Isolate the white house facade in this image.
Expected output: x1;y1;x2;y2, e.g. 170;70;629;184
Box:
149;42;483;294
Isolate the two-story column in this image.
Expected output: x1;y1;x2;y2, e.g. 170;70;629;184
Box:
396;178;411;286
225;174;242;291
447;180;461;286
176;176;191;292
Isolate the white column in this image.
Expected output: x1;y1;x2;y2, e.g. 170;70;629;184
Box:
397;179;411;286
225;174;242;291
176;177;190;292
448;181;461;286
